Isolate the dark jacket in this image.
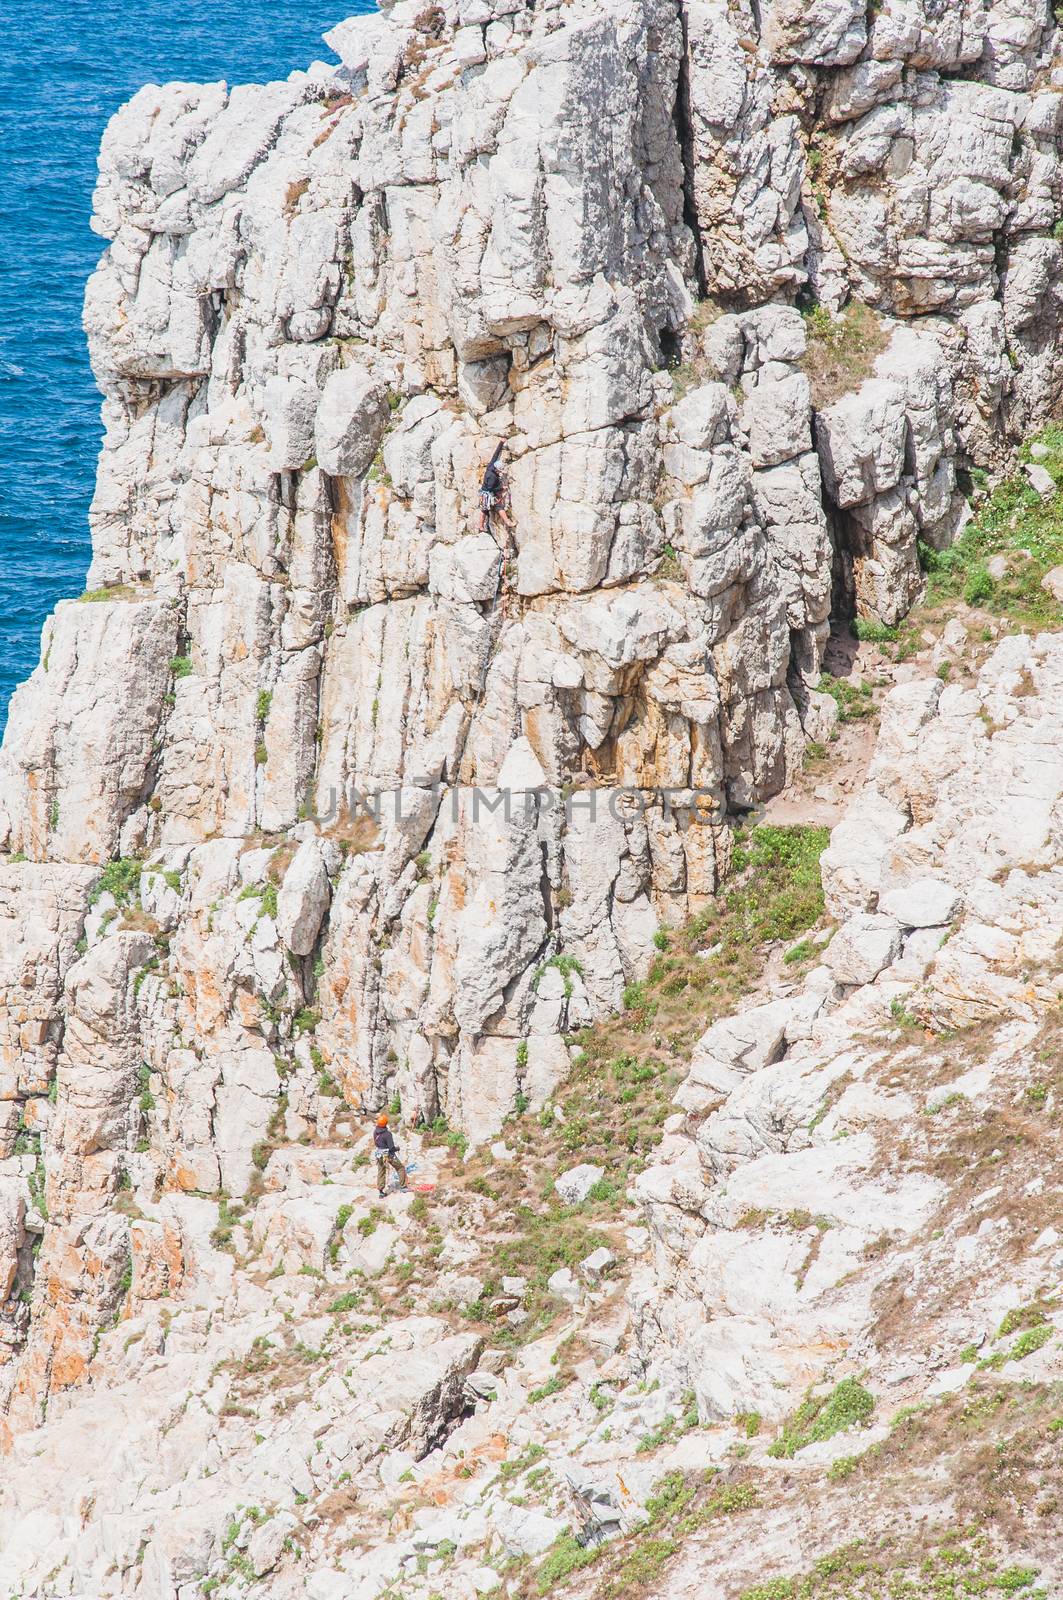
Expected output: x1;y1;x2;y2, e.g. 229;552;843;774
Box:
373;1125;397;1155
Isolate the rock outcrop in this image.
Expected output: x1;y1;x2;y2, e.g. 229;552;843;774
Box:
1;1;1063;1592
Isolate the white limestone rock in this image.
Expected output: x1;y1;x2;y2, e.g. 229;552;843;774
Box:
262;375;319;471
276;839;331;956
879;878;962;928
314;368;391;479
555;1164;604;1205
824;913;904;985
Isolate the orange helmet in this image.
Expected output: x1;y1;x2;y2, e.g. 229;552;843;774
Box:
376;1113;389;1126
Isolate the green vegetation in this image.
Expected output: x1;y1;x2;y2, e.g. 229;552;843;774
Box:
980;1324;1054;1368
78;584;137;602
469;1206;609;1340
256;689;273;722
919;424;1063;627
534;1533;601;1593
532;1468;761;1599
424;1115;468;1161
169;655;193;679
997;1301;1050;1339
819;673;875;722
715;825;830;945
768;1378;875;1458
136;1063;155;1113
889;997;919;1029
532;954;584;997
238;880;278;921
143;865;182;895
209;1194;245;1253
827;1453;859;1482
88;857;142;908
449;823;831;1351
738;1533;1046;1600
529;1374;568;1404
499;1442;547;1483
851;617;897;644
637;1415;678;1453
327;1290;361;1315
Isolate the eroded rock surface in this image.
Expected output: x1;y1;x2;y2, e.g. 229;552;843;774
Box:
2;1;1063;1593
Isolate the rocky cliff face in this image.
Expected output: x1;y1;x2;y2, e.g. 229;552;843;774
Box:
0;0;1062;1594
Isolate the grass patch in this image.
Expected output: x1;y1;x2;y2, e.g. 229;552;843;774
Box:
499;1442;547;1483
534;1532;601;1594
739;1533;1046;1600
78;584;138;602
530;1469;760;1599
920;424;1063;628
801;301;890;409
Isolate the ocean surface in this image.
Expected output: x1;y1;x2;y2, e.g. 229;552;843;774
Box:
0;0;371;733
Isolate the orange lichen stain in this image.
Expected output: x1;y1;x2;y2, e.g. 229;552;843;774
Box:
331;484;351;580
51;1348;88;1389
170;1156;203;1192
162;1225;185;1291
419;1434;508;1505
339;1066;369;1104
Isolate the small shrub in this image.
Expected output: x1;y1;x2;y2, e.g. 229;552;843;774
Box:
529;1374;567;1404
637;1415;676;1452
998;1301;1049;1338
768;1378;875;1458
851;617;897;644
499;1442;546;1482
964;563;995;605
534;1532;600;1594
238;880;278;921
1009;1325;1053;1362
88;858;142;909
327;1291;361;1315
819;673;875;723
889;997;919;1028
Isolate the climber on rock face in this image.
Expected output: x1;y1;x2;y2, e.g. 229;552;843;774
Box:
373;1113;407;1197
478;443;514;537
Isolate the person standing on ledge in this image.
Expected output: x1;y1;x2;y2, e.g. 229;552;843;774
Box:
373;1113;407;1197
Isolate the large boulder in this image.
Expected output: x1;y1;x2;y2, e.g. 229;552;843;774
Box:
879;878;962;928
276;839;331;956
824;913;903;985
314;368;391;478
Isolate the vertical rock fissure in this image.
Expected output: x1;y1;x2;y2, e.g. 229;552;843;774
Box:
673;1;707;298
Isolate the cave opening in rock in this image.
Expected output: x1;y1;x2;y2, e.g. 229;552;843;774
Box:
658;325;681;368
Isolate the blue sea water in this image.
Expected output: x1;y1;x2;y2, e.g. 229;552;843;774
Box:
0;0;372;732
